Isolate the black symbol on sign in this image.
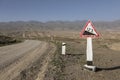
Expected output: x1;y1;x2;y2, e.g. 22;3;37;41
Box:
87;28;93;33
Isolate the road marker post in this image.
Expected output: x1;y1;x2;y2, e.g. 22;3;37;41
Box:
62;42;66;55
80;20;99;71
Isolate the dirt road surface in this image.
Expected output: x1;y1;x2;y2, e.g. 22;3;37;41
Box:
0;40;56;80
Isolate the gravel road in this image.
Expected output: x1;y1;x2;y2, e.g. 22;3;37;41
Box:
0;40;56;80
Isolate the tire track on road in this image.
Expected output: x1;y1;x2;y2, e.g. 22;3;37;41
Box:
0;40;41;69
35;43;56;80
0;40;49;80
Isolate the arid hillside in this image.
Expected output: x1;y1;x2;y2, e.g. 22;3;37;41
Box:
0;20;120;39
0;20;120;32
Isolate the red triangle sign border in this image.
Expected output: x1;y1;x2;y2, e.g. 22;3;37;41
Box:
80;20;100;38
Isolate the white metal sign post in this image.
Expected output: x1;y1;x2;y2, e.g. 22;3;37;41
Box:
86;37;93;65
80;20;99;71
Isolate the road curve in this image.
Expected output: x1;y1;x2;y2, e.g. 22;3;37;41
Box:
0;40;55;80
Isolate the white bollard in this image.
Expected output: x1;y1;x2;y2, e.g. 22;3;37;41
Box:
62;42;66;55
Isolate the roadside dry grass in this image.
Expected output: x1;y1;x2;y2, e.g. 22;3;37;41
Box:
44;36;120;80
44;38;86;80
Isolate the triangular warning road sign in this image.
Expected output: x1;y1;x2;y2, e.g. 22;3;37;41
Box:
80;20;99;38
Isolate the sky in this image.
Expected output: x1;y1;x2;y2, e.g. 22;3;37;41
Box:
0;0;120;22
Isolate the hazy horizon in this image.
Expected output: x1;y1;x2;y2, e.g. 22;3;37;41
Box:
0;19;120;23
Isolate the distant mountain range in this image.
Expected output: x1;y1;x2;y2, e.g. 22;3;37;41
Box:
0;20;120;32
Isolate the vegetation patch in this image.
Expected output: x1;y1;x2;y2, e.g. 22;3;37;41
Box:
0;35;22;46
44;39;86;80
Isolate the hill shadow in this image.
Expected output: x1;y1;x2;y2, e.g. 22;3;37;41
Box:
66;53;84;56
96;66;120;72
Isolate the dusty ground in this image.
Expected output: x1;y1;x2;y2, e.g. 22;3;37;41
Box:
0;40;56;80
108;42;120;51
0;30;120;80
44;38;120;80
